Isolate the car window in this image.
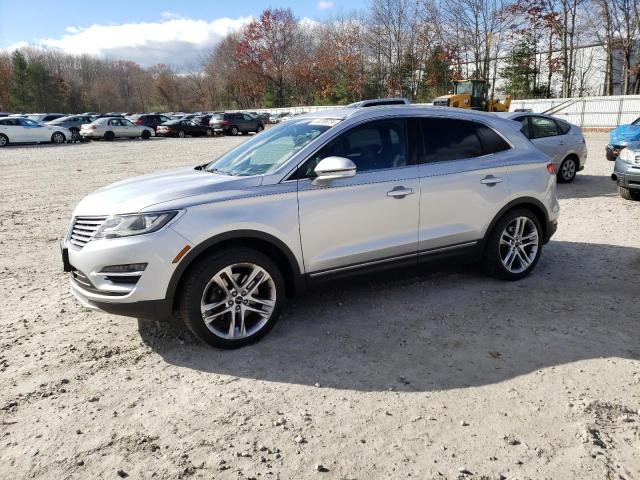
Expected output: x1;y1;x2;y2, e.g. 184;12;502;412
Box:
20;118;40;127
530;116;559;138
122;119;134;126
556;119;571;134
299;119;408;178
243;114;253;121
419;118;483;162
0;119;10;125
513;116;531;138
475;125;511;154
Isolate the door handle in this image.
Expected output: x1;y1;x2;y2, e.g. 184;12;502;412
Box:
480;175;503;186
387;186;414;198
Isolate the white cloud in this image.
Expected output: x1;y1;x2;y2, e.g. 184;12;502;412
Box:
317;0;335;10
7;17;252;69
160;11;184;20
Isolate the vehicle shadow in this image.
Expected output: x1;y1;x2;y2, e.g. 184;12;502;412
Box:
138;240;640;392
557;174;618;199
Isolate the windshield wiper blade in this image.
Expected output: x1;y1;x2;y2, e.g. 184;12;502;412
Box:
208;168;233;176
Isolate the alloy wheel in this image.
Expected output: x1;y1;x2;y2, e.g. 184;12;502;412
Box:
53;133;64;144
200;263;276;340
561;159;576;181
0;135;7;146
499;216;539;274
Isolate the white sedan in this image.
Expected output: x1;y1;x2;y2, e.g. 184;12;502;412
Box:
80;117;155;140
0;117;71;147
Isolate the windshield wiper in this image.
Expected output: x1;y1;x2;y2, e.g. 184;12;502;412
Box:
207;168;234;176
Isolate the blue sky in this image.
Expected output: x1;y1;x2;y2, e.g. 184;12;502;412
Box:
0;0;367;67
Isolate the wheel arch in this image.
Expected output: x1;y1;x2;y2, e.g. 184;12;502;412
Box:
167;230;305;311
481;197;551;250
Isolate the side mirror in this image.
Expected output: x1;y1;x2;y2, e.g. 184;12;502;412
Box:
312;156;357;185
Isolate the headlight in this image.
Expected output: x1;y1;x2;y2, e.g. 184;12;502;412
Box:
619;147;636;162
94;211;180;239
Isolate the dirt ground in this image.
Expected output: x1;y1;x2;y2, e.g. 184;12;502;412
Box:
0;132;639;480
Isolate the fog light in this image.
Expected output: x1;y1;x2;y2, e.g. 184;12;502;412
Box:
100;263;147;273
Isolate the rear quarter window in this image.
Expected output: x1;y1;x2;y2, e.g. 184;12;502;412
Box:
476;125;511;154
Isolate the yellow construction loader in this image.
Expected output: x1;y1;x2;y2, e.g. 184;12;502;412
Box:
433;79;512;112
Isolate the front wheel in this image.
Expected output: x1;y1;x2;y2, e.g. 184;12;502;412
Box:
557;157;577;183
229;126;238;136
0;134;8;147
178;130;185;138
51;132;66;144
69;128;80;141
483;208;543;280
206;128;214;137
141;130;151;139
256;124;264;133
178;248;285;349
618;186;640;201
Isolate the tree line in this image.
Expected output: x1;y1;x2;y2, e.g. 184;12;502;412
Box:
0;0;638;114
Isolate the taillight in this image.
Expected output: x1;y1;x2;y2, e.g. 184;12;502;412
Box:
220;120;229;125
546;163;556;174
135;120;144;125
90;125;97;130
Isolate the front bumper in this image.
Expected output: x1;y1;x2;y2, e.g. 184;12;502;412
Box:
612;158;640;191
63;226;192;317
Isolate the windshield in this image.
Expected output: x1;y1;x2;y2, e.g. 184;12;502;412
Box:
633;117;640;126
205;118;339;176
454;82;473;95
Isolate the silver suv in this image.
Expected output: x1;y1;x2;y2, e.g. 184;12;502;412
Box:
62;106;559;348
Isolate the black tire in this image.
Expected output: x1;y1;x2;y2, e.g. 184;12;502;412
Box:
104;131;115;141
51;132;66;144
229;126;238;136
178;247;285;349
178;130;185;138
557;156;577;183
206;128;214;137
0;134;8;147
482;207;543;281
256;124;264;133
618;186;640;201
69;128;80;141
141;130;151;139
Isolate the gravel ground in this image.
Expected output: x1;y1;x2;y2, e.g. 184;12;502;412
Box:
0;133;639;480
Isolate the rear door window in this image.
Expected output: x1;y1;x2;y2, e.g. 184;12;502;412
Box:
419;118;483;162
530;116;559;138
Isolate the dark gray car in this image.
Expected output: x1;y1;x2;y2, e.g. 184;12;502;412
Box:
209;112;265;135
47;115;96;141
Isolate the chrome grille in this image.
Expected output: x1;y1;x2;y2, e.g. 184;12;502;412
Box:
69;216;107;248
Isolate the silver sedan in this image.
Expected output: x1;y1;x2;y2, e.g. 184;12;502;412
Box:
498;112;587;183
80;117;155;141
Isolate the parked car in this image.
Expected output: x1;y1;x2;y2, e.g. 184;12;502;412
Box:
191;115;212;127
611;141;640;200
346;97;411;108
0;117;71;146
0;112;10;117
209;112;264;135
62;106;559;348
46;115;96;141
156;119;214;138
79;117;155;140
28;113;66;123
127;114;172;132
606;117;640;161
498;112;587;183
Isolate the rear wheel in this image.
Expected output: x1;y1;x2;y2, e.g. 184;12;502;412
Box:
69;128;80;141
178;248;284;349
618;186;640;201
0;134;8;147
483;208;543;280
178;130;185;138
104;131;115;141
206;128;214;137
51;132;66;144
141;130;151;139
256;124;264;133
557;156;577;183
229;126;239;136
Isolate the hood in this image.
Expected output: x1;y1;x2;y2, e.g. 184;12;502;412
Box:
610;124;640;145
73;166;262;216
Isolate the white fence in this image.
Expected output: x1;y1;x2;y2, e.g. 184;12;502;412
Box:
239;94;640;128
510;95;640;128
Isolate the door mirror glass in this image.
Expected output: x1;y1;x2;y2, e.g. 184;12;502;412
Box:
312;156;357;185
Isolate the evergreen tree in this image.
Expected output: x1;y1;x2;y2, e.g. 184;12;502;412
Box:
501;37;539;99
9;51;30;111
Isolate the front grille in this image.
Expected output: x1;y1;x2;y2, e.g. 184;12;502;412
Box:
69;216;107;248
